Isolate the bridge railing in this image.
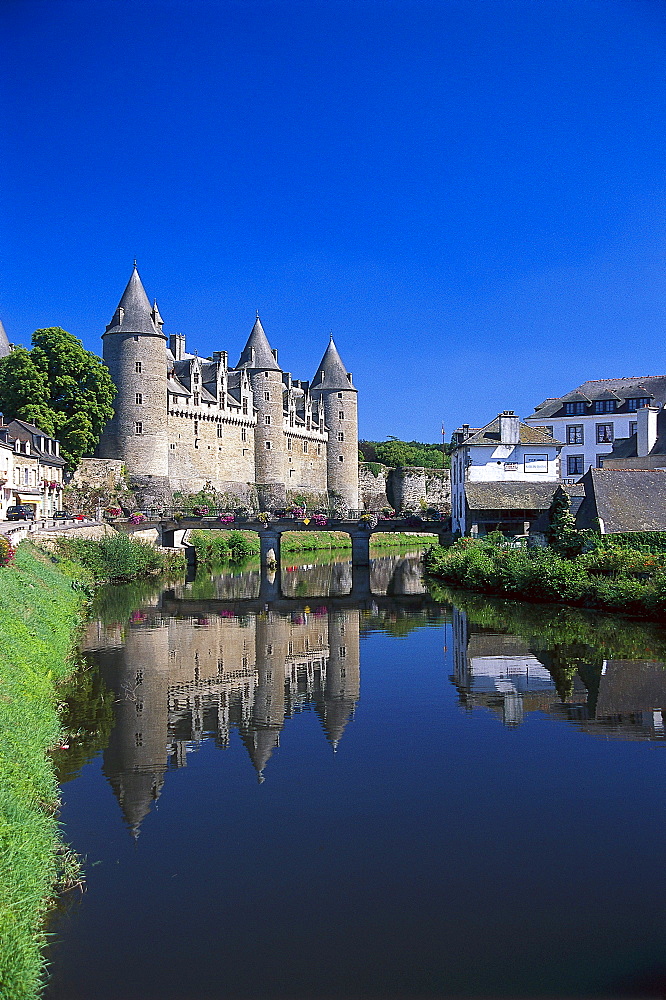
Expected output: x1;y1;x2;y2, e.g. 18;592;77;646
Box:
118;507;450;527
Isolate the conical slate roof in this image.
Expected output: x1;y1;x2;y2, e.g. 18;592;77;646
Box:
311;336;355;391
235;316;281;370
105;267;163;337
0;319;11;358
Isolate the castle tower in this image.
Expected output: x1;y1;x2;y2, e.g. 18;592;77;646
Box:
98;266;169;481
0;319;11;359
235;316;286;508
311;337;358;510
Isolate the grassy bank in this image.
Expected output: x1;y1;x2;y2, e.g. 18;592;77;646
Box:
424;536;666;620
189;528;435;563
0;543;89;999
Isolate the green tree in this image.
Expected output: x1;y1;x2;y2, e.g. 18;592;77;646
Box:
0;327;116;470
0;347;55;434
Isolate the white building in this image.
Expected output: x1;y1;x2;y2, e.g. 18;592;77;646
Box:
450;410;562;536
524;375;666;476
0;418;65;519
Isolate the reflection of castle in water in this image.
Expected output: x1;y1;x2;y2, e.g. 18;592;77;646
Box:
83;607;360;837
452;607;666;740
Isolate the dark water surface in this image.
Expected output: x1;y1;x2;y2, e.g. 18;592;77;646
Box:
45;553;666;999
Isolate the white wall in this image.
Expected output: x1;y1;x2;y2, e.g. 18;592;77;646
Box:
450;441;560;535
524;414;645;475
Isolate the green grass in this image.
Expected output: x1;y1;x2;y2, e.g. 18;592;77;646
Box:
0;542;90;999
189;528;435;561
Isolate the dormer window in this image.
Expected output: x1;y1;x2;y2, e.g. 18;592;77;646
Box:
594;400;615;413
193;393;200;406
242;399;248;414
193;372;199;384
564;402;586;416
627;396;651;411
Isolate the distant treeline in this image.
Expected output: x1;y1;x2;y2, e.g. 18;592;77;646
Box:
359;437;450;469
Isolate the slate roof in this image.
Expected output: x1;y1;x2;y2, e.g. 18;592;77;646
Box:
5;418;66;466
461;416;562;447
576;468;666;533
311;336;355;391
105;267;164;337
235;316;281;371
465;481;562;511
0;319;11;358
529;375;666;419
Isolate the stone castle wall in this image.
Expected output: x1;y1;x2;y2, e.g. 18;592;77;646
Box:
358;464;450;512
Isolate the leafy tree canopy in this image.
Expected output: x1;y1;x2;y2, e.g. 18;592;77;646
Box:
0;328;115;470
359;436;450;469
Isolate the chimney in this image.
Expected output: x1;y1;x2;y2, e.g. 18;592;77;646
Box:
499;410;520;446
637;405;659;457
462;423;470;439
169;333;185;361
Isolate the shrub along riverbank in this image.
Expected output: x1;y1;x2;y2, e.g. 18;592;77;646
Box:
424;535;666;620
54;531;186;582
189;528;435;564
0;543;89;999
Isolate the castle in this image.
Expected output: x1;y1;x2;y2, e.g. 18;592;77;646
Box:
98;267;359;509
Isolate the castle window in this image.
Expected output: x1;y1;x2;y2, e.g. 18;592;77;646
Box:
287;437;292;451
193;393;200;406
135;362;142;373
135;393;143;405
264;391;270;401
265;371;269;378
135;733;143;746
317;443;322;455
265;441;272;449
338;455;344;462
264;415;271;425
303;441;308;454
339;646;347;657
135;422;143;435
170;443;175;449
339;411;344;419
194;372;199;384
338;392;343;398
289;413;294;427
242;399;248;414
337;431;344;442
194;421;199;435
241;427;247;442
217;424;223;438
133;336;139;342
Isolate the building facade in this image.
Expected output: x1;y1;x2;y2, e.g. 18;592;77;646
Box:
97;267;359;509
450;410;562;536
0;418;64;519
524;376;666;476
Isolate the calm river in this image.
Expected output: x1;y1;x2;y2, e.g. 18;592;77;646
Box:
44;551;666;999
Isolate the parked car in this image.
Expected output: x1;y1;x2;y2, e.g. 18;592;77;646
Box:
5;505;36;521
53;510;68;520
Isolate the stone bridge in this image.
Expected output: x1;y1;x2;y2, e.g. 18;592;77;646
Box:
122;513;448;566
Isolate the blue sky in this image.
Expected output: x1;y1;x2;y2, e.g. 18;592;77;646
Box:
2;0;665;441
